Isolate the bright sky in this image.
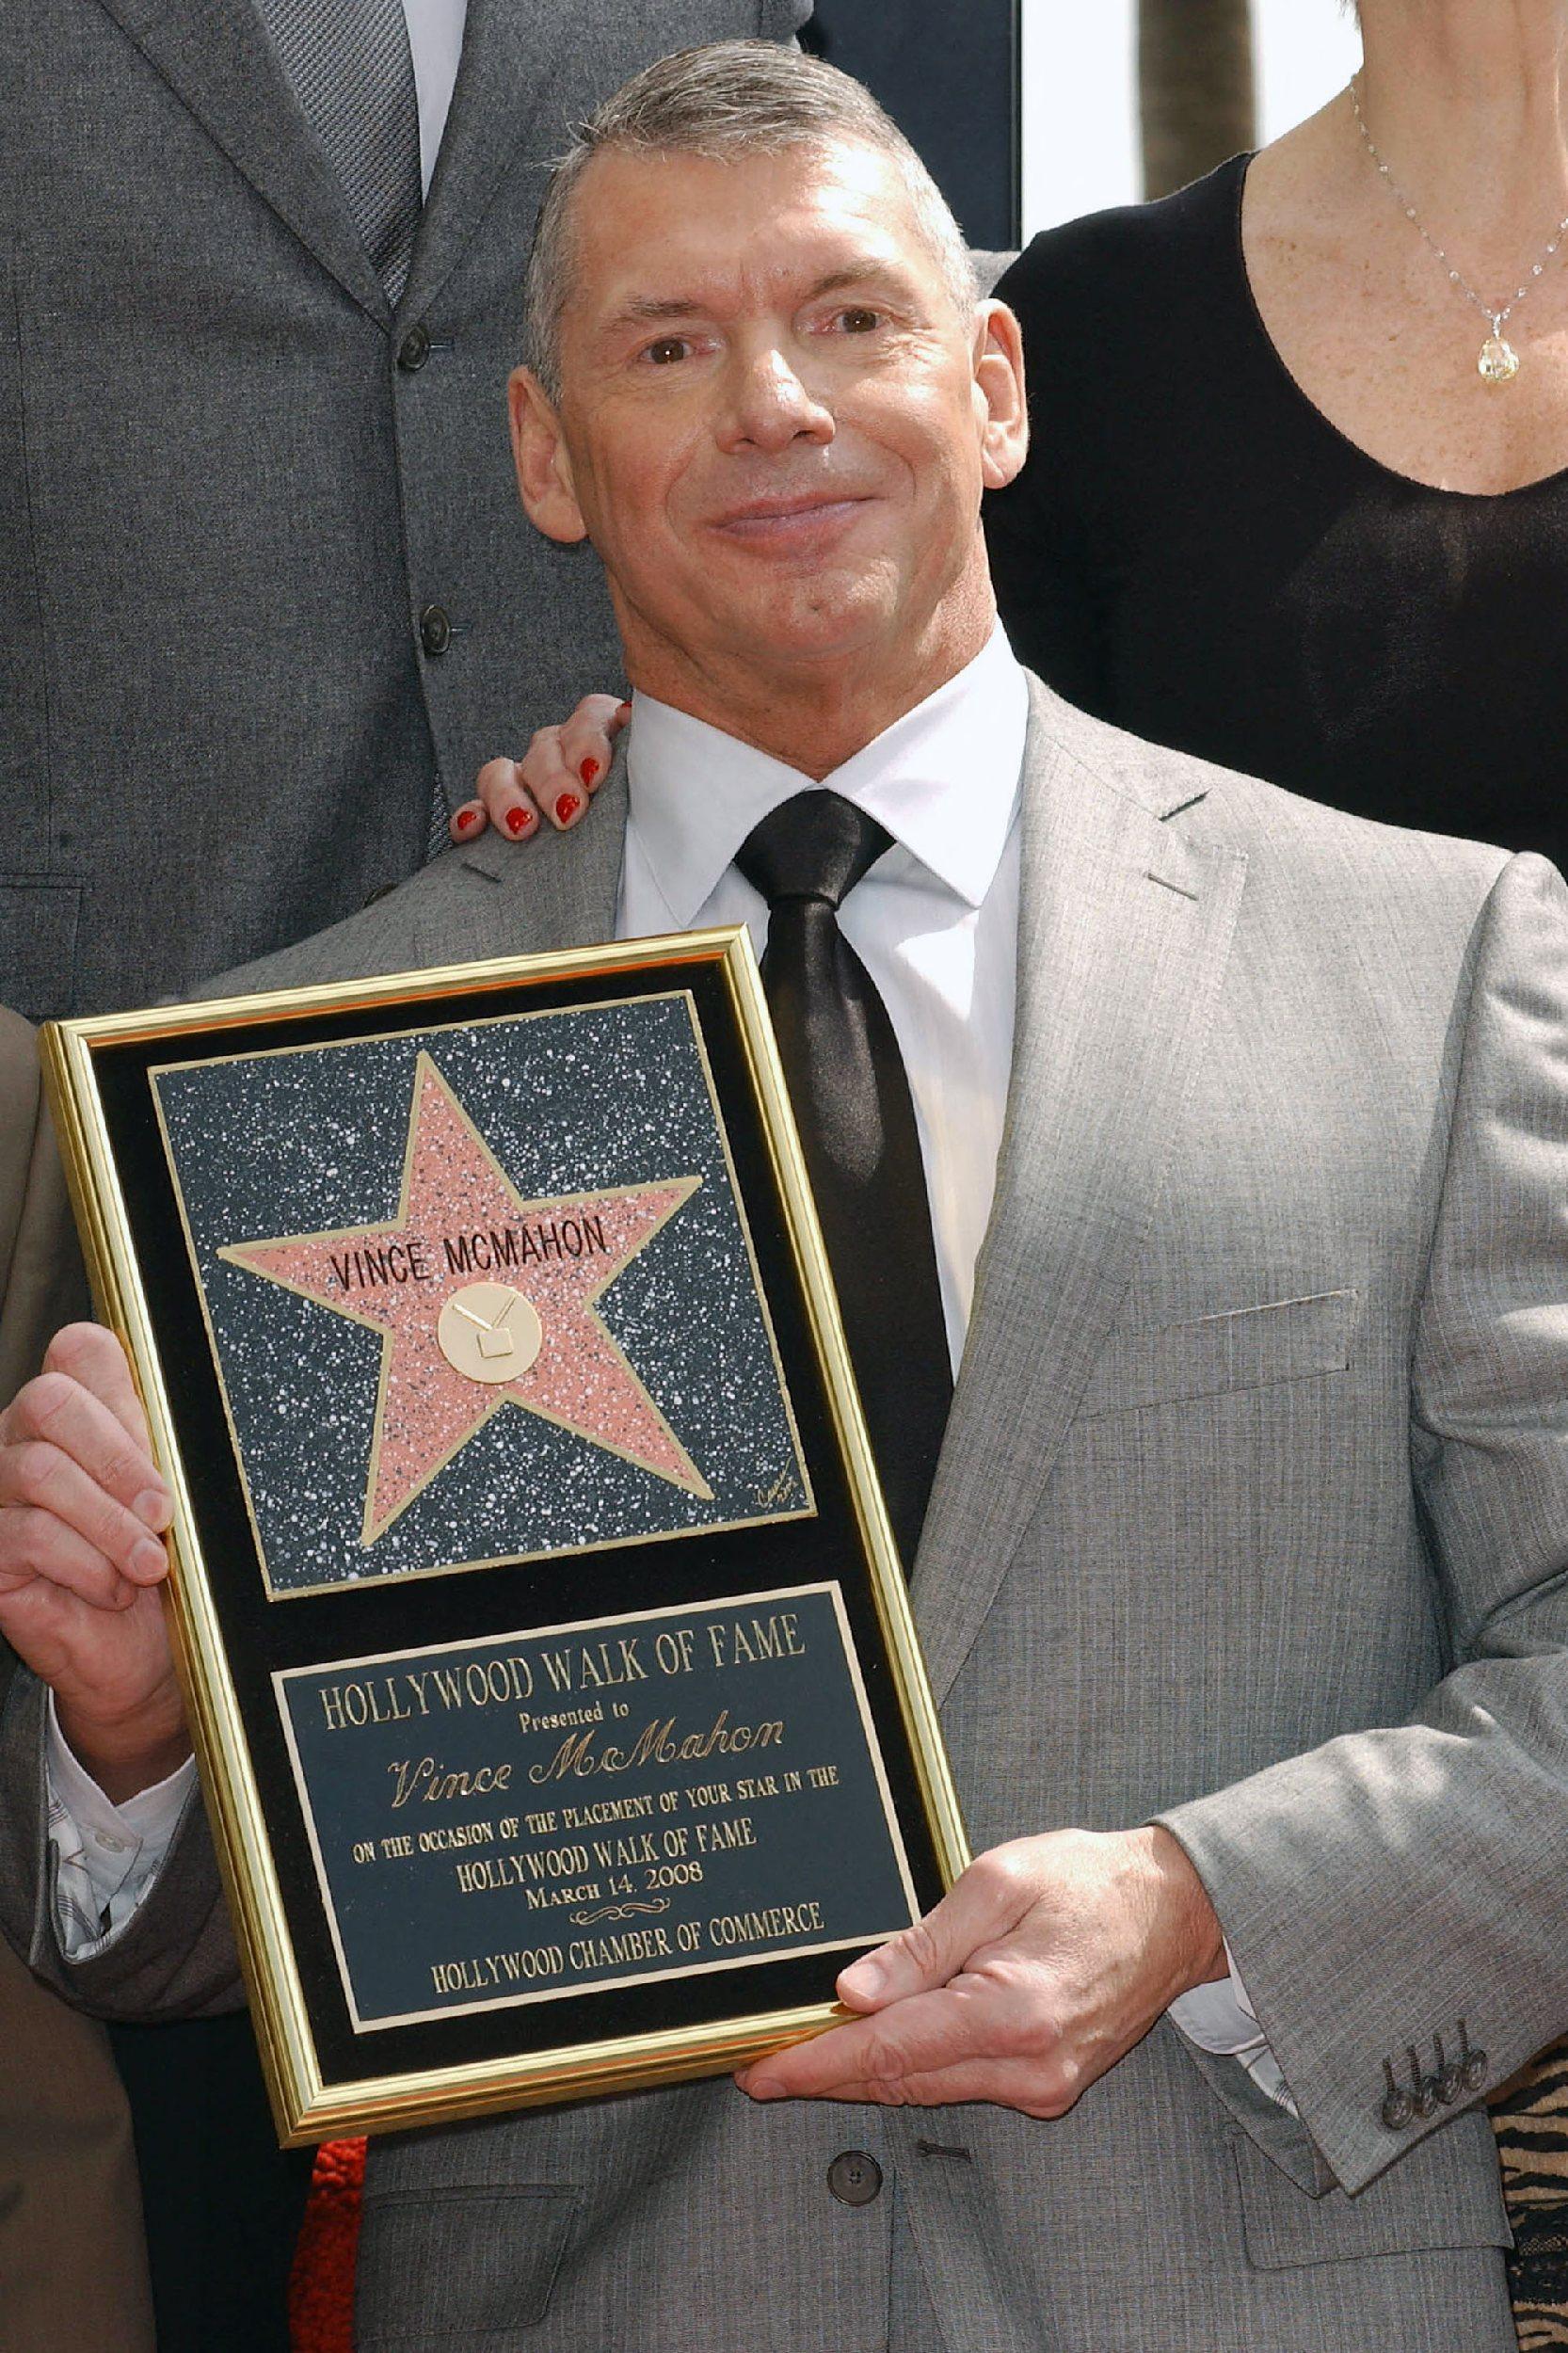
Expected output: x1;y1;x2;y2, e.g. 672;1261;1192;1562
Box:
1020;0;1365;237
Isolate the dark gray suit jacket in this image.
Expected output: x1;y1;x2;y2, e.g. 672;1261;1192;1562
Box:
7;681;1568;2349
0;0;806;1022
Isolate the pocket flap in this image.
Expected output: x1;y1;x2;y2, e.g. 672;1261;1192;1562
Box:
356;2183;578;2343
1231;2115;1511;2271
1079;1289;1361;1418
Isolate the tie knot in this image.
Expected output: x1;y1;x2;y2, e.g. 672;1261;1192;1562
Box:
734;792;893;915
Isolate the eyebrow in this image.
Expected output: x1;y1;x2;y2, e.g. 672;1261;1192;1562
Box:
606;296;708;328
601;263;909;336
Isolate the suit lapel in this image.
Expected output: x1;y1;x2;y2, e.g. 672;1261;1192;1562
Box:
414;759;629;968
90;0;605;346
94;0;392;323
912;684;1248;1705
399;0;561;323
406;696;1244;1714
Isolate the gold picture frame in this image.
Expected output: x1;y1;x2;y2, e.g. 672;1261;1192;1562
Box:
41;929;968;2144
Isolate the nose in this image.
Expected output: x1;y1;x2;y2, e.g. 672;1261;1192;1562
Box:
716;344;835;455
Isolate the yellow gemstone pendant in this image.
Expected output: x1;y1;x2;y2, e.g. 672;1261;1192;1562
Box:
1480;332;1520;385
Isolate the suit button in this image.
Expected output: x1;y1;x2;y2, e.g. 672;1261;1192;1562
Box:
1380;2086;1415;2131
826;2151;882;2206
1455;2020;1488;2094
1380;2058;1416;2131
1430;2034;1464;2105
398;323;431;371
420;603;452;657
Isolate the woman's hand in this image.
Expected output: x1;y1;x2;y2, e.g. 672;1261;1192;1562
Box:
450;695;632;845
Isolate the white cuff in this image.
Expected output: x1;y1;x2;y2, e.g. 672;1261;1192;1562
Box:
45;1692;196;1957
1167;1942;1296;2114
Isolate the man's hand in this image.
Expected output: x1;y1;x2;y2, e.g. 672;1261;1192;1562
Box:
0;1324;187;1801
450;695;631;843
735;1826;1226;2116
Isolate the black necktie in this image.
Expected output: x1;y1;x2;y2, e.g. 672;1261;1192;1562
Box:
735;792;952;1570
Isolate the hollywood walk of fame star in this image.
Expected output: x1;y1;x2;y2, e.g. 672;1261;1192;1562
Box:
218;1052;710;1544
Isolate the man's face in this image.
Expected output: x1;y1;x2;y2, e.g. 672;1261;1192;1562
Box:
511;138;1026;697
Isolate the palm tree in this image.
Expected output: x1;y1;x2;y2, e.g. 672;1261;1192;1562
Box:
1139;0;1256;201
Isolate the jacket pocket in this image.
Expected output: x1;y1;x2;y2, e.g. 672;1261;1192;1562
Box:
1078;1289;1360;1418
356;2183;579;2343
1230;2115;1511;2270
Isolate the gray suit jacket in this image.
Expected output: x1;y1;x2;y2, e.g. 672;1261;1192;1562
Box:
7;679;1567;2349
0;0;805;1023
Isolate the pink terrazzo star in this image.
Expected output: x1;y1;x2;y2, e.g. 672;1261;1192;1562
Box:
219;1051;709;1543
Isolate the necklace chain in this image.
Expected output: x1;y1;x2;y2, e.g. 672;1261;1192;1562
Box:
1350;72;1568;348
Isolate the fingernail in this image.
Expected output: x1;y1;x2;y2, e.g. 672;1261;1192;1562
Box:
554;792;581;824
454;808;479;834
617;700;632;719
131;1537;167;1579
133;1489;170;1531
840;1955;883;2000
579;757;600;786
504;807;536;837
742;2073;783;2101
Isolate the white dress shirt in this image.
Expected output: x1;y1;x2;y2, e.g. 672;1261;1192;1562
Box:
44;628;1287;2103
621;625;1026;1370
401;0;468;197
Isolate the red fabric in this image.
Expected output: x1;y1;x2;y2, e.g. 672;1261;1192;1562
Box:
289;2138;365;2353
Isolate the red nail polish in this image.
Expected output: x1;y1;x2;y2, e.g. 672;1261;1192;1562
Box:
504;806;535;837
579;757;600;786
555;792;581;824
454;808;479;833
617;700;633;719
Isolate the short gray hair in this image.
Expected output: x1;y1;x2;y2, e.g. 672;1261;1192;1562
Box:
523;40;977;399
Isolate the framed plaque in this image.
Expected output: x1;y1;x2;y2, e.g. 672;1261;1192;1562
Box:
41;931;967;2143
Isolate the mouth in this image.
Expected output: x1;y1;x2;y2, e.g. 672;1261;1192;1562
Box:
708;494;873;547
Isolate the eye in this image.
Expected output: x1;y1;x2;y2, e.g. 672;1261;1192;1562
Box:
643;335;694;366
834;307;884;334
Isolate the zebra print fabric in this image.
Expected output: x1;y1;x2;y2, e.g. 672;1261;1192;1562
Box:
1497;2035;1568;2350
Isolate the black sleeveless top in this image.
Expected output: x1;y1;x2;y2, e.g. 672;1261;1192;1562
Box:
985;154;1568;872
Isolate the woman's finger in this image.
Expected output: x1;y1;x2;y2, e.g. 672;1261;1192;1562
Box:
472;758;544;841
556;695;632;814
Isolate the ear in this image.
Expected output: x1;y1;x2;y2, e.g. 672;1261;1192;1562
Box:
970;300;1029;492
509;367;589;545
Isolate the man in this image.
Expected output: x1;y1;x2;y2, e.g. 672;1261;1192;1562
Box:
3;10;804;2339
1;42;1565;2349
0;0;803;1029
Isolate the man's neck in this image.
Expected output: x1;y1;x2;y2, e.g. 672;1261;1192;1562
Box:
619;590;1000;781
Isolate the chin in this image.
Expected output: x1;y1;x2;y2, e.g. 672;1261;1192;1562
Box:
725;580;892;665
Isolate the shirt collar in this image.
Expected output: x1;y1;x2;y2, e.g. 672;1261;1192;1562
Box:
625;626;1028;929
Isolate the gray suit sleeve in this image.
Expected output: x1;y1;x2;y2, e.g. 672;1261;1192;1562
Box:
1158;849;1568;2197
0;1657;239;2019
0;1011;239;2015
